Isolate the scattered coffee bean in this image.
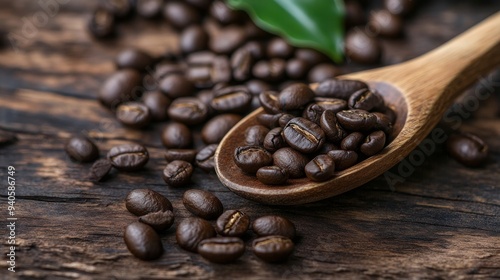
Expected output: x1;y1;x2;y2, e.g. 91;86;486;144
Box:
303;98;347;123
126;188;173;216
286;58;310;79
231;47;254;81
210;25;246;54
162;160;193;187
267;38;294;59
211;86;252;113
139;210;175;232
368;10;403;37
196;144;218;172
252;215;296;239
99;69;142;108
337;109;377;131
245;125;270;146
384;0;415;16
327;150;359;170
308;64;342;83
210;1;246;25
257;113;282;129
278;114;295;128
256;166;289;185
272;147;309;178
180;25;208;54
234;146;273;174
168;97;209;125
201;114;242;144
360;130;386;156
136;0;163;18
163;1;201;29
283;117;325;153
348;88;384;111
259;91;282;114
141;90;171;121
183;189;224;220
88;159;113;182
345;29;382;64
124;222;163;260
278;83;315;111
116;102;151;128
176;217;216;252
319;110;347;143
373;112;394;134
446;133;488;167
315;78;369;100
341;132;365;151
246;80;272;96
160;74;195;99
263;127;286;152
253;59;286;82
161;122;193;148
295;48;329;65
216;210;250;237
198;237;245;263
65;136;99;162
253;235;294;263
107;143;149;171
164;149;197;164
305;154;335;182
115;48;154;71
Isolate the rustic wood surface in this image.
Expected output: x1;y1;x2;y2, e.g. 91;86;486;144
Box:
0;0;499;279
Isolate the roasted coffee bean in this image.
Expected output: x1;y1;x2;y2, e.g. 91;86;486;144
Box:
252;59;286;82
272;147;309;178
153;62;185;80
136;0;163;18
163;1;201;29
256;166;289;185
116;102;151;128
341;132;365;151
278;114;295;128
319;110;347;143
168;97;208;125
115;48;154;71
252;215;296;239
234;146;273;174
295;49;329;66
88;159;112;182
253;235;294;263
283;117;325;153
368;10;403;37
183;189;224;220
186;0;212;9
243;41;266;59
384;0;415;16
373;112;393;134
308;64;342;83
317;142;339;154
202;114;242;144
263;127;286;152
246;80;272;96
231;47;254;81
257;113;283;129
211;55;232;84
446;133;488;167
267;38;294;58
327;150;359;170
139;210;175;232
360;130;386;156
196;144;218;172
141;91;171;121
180;25;208;54
187;56;231;88
164;149;197;164
211;86;252;113
245;125;270;146
65;137;99;162
210;1;246;25
337;109;377;131
108;143;149;171
303;98;347;123
345;0;366;27
315;78;369;100
161;122;193;148
187;51;216;65
216;210;250;237
286;58;310;79
198;237;245;263
126;188;173;216
88;7;115;38
278;83;315;111
259;91;282;114
159;74;194;99
162;160;193;187
99;69;142;108
210;25;246;54
124;222;163;260
176;217;216;252
349;89;384;111
345;29;382;64
0;131;17;147
187;66;213;88
305;154;335;182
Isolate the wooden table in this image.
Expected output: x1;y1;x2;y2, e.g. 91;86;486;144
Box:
1;1;499;279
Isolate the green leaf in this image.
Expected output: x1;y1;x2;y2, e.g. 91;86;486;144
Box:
226;0;345;63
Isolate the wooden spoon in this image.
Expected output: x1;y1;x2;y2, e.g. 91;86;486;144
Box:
215;12;500;205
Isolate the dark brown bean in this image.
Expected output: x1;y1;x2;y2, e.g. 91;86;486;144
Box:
139;210;174;232
124;222;163;260
373;112;394;134
315;78;369;100
267;38;294;58
216;210;250;237
360;130;386;156
253;235;294;263
446;133;489;167
88;159;112;182
99;69;142;108
283;117;325;153
263;127;286;152
209;1;246;25
256;166;289;185
231;46;254;81
198;237;245;263
252;59;286;82
259;91;282;114
126;189;173;216
341;132;365;151
303;98;347;123
186;0;212;9
252;215;296;239
116;102;151;128
348;88;384;111
164;149;197;164
115;48;154;71
319;110;347;143
161;122;193;148
209;25;246;54
65;137;99;162
368;9;403;37
246;80;272;96
384;0;415;16
163;2;201;29
336;109;377;131
272;147;309;178
211;86;252;113
176;217;216;252
295;48;329;65
286;58;310;79
141;90;171;121
278;114;295;128
201;114;242;144
159;74;195;99
153;62;185;80
327;150;359;170
196;144;218;172
305;154;335;182
136;0;163;18
168;97;208;125
308;64;342;83
278;83;315;111
183;189;224;220
345;29;382;64
107;143;149;171
245;125;270;146
234;146;273;174
180;25;209;54
257;113;283;129
162;160;193;187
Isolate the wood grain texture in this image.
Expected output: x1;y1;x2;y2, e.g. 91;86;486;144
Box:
0;0;499;279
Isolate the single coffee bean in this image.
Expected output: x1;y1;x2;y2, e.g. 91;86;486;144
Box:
183;189;224;220
267;38;294;58
141;90;171;121
295;48;329;66
210;1;246;25
278;83;315;111
88;7;115;38
187;66;213;88
246;80;272;96
136;0;163;18
124;222;163;260
164;149;197;164
126;188;173;216
196;144;218;172
348;88;384;111
384;0;415;16
368;9;403;37
65;137;99;162
286;58;310;79
116;102;151;128
159;74;195;99
345;29;382;64
341;132;365;151
243;41;266;59
257;113;283;129
303;98;347;123
231;46;254;81
336;109;377;131
213;55;232;85
315;78;369;100
154;62;185;80
161;122;193;148
263;127;286;152
278;114;295;128
115;48;154;71
283;117;325;153
88;159;112;182
259;91;282;114
256;166;289;185
176;217;216;252
180;25;209;54
252;59;286;82
198;237;245;263
210;25;246;54
319;110;347;143
163;1;201;29
373;112;394;134
360;130;386;156
272;147;309;178
446;133;488;167
168;97;208;125
211;86;252;113
108;143;149;171
253;235;294;263
0;131;17;147
252;215;296;239
201;114;242;144
99;69;142;108
245;125;270;146
234;146;273;174
216;210;250;237
327;150;359;170
186;51;215;65
308;64;342;83
162;160;193;187
345;0;366;28
139;210;174;232
305;154;335;182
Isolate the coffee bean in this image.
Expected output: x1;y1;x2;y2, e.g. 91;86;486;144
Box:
161;122;193;148
65;137;99;162
231;46;254;81
345;29;382;64
278;114;295;128
283;117;325;153
88;159;112;182
210;25;246;54
315;78;369;100
196;144;218;172
153;62;185;80
186;0;212;9
163;1;201;29
305;154;335;181
243;41;266;59
384;0;415;16
99;69;142;108
360;130;386;156
345;0;366;28
126;188;173;216
244;21;270;40
348;88;384;111
108;143;149;171
211;86;252;113
295;49;329;66
104;0;133;18
183;189;224;220
245;125;270;146
162;160;193;187
257;113;283;129
373;112;394;134
88;7;115;38
336;109;377;131
212;55;232;84
341;132;365;151
253;235;294;263
234;146;273;174
308;64;342;83
259;91;282;114
267;38;294;58
116;102;151;128
278;83;315;111
446;133;488;167
263;127;286;152
164;149;197;164
252;59;286;82
141;90;171;121
246;80;272;96
216;210;250;237
115;48;154;71
159;74;195;99
136;0;163;18
256;166;289;185
180;25;208;54
368;10;403;37
198;237;245;263
210;1;246;25
139;210;174;232
319;110;347;143
176;217;216;252
286;58;310;79
168;97;209;125
327;150;359;170
252;215;296;239
187;51;216;65
124;222;163;260
303;98;347;123
272;147;309;178
317;142;339;154
0;131;17;147
201;114;242;144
